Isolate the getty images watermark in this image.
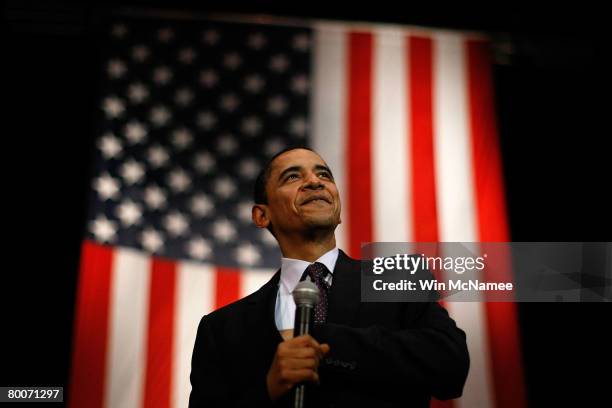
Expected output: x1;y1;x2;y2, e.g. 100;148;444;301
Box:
360;242;612;302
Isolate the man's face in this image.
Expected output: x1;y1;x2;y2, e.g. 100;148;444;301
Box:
262;149;341;236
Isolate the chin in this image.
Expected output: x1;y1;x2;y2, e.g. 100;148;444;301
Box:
303;216;339;230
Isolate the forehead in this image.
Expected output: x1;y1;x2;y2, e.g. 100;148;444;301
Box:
269;149;327;174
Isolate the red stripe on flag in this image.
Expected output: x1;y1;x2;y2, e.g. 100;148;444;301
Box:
466;39;527;408
143;258;177;408
409;37;455;408
408;35;439;243
215;266;242;309
346;31;374;257
69;241;113;408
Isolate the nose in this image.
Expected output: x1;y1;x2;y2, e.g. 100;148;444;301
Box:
302;172;323;190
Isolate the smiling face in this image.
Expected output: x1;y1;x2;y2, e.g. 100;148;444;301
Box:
254;148;341;238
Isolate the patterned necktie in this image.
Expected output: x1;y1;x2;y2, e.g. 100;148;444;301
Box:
300;262;330;324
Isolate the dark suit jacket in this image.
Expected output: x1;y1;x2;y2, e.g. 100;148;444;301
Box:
189;250;469;408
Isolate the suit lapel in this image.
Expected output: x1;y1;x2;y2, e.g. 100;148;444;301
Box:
246;270;284;348
327;250;361;326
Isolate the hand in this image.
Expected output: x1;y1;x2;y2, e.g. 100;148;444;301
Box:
266;334;330;401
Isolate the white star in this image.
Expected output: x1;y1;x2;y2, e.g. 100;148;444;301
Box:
270;54;290;73
238;158;260;179
241;116;262;136
291;75;309;94
153;66;172;85
132;45;150;62
190;194;214;217
158;27;174;43
202;29;219;45
164;211;189;237
102;96;125;118
144;185;167;210
217;134;238;156
212;219;236;242
175;88;194;107
90;216;117;243
197;111;217;130
107;59;127;79
236;243;261;266
150;105;171;127
292;34;311;51
141;228;164;253
93;173;120;201
111;24;127;38
147;145;169;168
220;93;240;112
178;47;196;64
120;160;145;185
186;237;212;260
289;117;308;137
193;151;215;174
244;74;264;93
237;201;253;223
115;200;142;226
247;33;267;50
167;168;191;193
124;121;147;144
223;52;242;70
98;133;122;159
199;69;218;88
265;138;286;156
171;128;193;150
268;95;288;115
214;176;236;199
128;83;149;103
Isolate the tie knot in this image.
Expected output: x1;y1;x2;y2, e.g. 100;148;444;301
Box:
301;262;329;283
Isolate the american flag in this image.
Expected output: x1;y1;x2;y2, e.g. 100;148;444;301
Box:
70;14;526;408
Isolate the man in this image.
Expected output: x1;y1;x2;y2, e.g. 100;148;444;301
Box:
189;147;469;407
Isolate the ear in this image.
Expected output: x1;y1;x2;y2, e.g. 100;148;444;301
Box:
252;204;270;229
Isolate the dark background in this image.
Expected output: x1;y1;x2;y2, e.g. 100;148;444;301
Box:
4;1;610;406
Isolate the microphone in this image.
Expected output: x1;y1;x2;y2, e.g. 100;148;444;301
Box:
292;279;320;408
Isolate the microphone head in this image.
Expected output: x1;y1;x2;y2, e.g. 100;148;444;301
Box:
292;279;320;307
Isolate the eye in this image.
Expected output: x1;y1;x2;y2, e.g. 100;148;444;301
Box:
318;171;332;179
285;173;300;181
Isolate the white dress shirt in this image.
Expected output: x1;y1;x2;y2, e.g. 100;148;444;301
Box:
274;247;339;331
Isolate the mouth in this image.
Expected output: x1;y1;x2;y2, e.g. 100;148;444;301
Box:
300;195;332;206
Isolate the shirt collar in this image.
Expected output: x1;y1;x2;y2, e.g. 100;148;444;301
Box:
280;247;339;293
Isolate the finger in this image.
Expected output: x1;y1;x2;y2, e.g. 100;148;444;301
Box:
320;343;330;355
280;368;320;385
280;357;318;370
291;334;321;349
284;347;319;359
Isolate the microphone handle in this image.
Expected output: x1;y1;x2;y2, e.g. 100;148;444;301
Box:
293;304;314;337
293;304;314;408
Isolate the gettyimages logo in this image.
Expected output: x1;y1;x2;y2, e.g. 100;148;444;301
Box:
372;253;487;275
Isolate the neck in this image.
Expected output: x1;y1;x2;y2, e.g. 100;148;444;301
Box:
277;230;336;262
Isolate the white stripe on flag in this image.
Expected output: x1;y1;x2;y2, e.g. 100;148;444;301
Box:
104;248;150;408
372;28;411;242
433;32;494;408
312;23;348;250
240;268;276;298
172;261;215;408
433;33;478;242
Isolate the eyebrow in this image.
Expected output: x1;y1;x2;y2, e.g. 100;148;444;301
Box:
277;164;334;182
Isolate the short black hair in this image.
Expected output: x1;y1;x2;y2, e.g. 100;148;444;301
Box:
253;145;314;205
